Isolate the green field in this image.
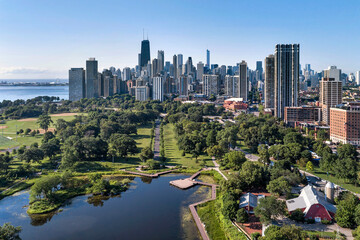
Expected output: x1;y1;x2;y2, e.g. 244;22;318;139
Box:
0;113;84;151
198;201;227;240
163;124;214;168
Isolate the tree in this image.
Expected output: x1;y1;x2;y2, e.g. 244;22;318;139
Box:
206;145;226;160
264;225;305;240
30;175;61;202
306;161;314;171
37;114;53;132
139;146;154;162
221;151;246;170
284;132;304;145
266;176;291;197
258;144;270;165
40;138;60;160
108;133;137;159
145;159;160;170
335;193;360;228
236;208;248;223
239;161;266;189
0;223;22;240
334;157;358;182
221;192;238;220
353;225;360;240
289;208;305;222
338;144;358;160
254;196;286;224
18;147;44;163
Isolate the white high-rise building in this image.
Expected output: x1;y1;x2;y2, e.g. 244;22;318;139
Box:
152;76;164;102
224;75;239;97
202;74;219;97
324;66;342;85
356;71;360;85
123;67;131;81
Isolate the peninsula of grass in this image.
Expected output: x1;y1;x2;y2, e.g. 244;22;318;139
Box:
163;124;214;168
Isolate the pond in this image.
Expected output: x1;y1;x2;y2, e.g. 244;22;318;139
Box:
0;174;210;240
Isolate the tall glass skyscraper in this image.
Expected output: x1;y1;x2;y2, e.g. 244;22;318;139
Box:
206;49;210;67
140;40;150;68
274;44;300;119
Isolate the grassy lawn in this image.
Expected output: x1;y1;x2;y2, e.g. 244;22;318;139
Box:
0;113;85;150
163;124;214;169
78;124;153;172
0;135;17;149
301;165;360;194
305;230;337;239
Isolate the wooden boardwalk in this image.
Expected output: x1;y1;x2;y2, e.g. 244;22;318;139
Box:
169;169;218;240
123;170;174;178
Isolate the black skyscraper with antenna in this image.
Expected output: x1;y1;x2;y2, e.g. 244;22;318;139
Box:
140;36;150;68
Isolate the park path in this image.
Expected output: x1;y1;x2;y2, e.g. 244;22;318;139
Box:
122;169;175;178
153;119;160;161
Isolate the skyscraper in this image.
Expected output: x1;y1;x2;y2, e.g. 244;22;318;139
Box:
179;75;188;96
122;67;131;81
274;44;300;119
86;58;98;99
320;77;342;125
196;62;204;81
152;76;164;102
186;57;193;75
173;55;177;79
356;71;360;85
324;66;342;85
69;68;85;101
239;60;248;101
157;50;164;73
264;55;275;108
206;49;210;67
151;58;158;77
202;74;219;97
140;40;150;68
177;54;183;68
224;75;239;97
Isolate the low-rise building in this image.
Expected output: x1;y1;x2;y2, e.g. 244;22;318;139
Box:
286;185;336;222
239;193;265;214
284;106;321;127
223;98;248;111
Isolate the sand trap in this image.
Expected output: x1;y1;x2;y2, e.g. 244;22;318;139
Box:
18;118;37;122
50;113;78;117
0;126;8;129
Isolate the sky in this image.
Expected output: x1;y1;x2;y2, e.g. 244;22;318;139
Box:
0;0;359;79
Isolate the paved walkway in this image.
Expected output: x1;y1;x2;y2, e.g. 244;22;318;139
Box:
153;119;160;161
212;157;228;180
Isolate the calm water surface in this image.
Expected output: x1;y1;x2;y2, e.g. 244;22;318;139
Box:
0;86;68;101
0;174;209;240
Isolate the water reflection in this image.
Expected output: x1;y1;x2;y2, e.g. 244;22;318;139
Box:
0;174;209;240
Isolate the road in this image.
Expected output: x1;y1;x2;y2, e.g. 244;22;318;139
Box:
153;119;160;161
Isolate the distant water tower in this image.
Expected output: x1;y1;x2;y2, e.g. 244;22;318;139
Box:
325;181;335;203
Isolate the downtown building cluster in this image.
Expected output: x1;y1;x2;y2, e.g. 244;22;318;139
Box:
69;39;360;146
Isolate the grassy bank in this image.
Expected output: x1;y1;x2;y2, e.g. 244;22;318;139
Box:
197;194;247;240
163;124;214;168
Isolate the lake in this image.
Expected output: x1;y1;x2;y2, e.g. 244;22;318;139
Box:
0;85;68;101
0;174;209;240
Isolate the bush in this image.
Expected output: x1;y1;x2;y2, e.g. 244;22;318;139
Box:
236;208;248;223
251;232;261;240
321;219;331;225
306;218;315;224
289;209;305;222
145;160;160;170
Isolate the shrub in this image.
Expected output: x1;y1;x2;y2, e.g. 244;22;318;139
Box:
289;209;305;222
251;232;261;240
321;219;331;225
306;218;315;224
236;208;248;223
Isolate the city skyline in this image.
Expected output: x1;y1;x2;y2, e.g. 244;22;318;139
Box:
1;0;360;79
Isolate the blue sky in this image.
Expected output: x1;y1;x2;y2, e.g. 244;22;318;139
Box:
0;0;359;79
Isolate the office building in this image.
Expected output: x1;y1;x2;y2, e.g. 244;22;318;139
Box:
324;66;342;86
140;39;150;68
274;44;300;119
320;77;342;125
152;76;164;102
173;55;177;79
69;68;85;101
123;67;131;81
202;74;219;97
264;55;275;108
256;61;263;81
157;50;164;73
239;60;248;101
151;59;158;77
179;75;188;96
135;86;150;101
177;54;183;68
206;49;210;67
330;102;360;145
224;75;239;97
197;62;204;81
356;71;360;85
85;58;98;99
